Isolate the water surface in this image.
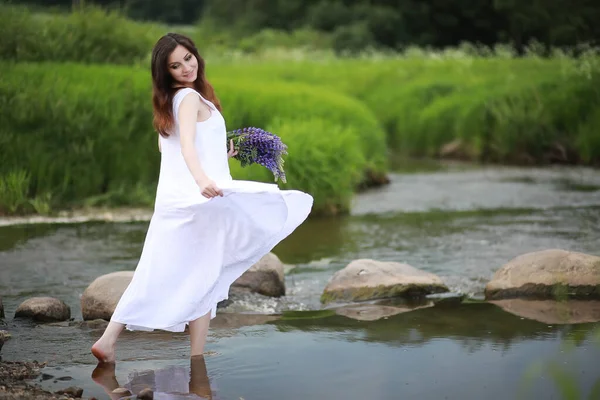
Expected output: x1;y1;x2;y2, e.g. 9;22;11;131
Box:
1;164;600;399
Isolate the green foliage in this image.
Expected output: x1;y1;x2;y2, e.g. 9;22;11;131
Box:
0;62;159;212
0;3;163;64
0;61;386;216
11;0;600;52
269;118;365;214
331;23;377;55
234;29;331;53
210;50;600;165
201;0;600;52
0;170;31;215
576;108;600;164
210;76;388;180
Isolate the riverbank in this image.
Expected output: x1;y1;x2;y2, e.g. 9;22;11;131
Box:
0;360;86;400
0;207;153;228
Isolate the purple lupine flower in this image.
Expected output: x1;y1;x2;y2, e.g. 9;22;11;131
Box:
226;127;288;183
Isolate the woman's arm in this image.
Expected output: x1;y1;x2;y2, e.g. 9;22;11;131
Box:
178;93;223;198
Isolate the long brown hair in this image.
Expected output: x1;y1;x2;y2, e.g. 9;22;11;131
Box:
151;33;222;137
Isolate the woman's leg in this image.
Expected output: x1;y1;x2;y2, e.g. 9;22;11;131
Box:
189;311;211;357
91;321;125;363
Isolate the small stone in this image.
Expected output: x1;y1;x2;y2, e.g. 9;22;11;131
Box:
70;319;109;329
14;297;71;322
426;292;466;306
137;388;154;399
113;387;132;396
56;376;73;381
56;386;84;398
0;330;10;352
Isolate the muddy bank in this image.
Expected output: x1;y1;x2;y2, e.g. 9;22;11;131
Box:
0;360;87;400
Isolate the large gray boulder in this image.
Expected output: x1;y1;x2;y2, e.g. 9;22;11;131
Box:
231;253;285;297
81;271;133;321
485;249;600;300
321;259;449;305
14;297;71;322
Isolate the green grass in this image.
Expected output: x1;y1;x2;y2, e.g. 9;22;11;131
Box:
1;4;600;216
0;62;385;216
0;3;164;64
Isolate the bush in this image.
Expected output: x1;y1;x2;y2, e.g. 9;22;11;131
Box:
210;76;388;182
0;4;163;64
230;118;365;214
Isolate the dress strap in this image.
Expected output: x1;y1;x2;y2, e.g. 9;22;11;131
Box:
173;87;216;111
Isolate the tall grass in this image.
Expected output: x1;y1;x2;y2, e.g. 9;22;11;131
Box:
1;5;599;216
0;62;385;216
0;3;163;64
209;50;600;164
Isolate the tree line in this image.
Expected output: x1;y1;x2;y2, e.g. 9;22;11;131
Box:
12;0;600;51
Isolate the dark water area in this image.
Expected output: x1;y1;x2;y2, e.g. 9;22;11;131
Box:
1;164;600;399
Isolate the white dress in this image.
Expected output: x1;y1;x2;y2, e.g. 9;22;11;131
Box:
110;87;313;332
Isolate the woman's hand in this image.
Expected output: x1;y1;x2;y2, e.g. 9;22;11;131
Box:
227;139;238;158
197;177;223;199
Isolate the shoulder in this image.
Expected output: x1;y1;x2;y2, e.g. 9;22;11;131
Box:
174;87;198;99
174;88;201;111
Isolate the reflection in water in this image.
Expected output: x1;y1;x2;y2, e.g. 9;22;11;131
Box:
274;302;600;352
331;297;435;321
92;356;215;399
490;299;600;325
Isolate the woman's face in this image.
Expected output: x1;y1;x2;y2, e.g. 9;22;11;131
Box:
167;44;198;85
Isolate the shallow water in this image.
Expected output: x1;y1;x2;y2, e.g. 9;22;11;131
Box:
3;303;600;400
1;164;600;399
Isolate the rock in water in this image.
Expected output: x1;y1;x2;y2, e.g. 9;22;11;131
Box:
81;271;133;320
112;387;133;396
485;249;600;300
82;253;286;321
137;388;154;399
14;297;71;322
231;253;285;297
55;386;84;398
321;259;449;304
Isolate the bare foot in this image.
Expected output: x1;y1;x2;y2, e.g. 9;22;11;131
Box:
91;339;115;364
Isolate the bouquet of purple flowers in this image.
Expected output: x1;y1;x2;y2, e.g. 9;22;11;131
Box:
226;127;288;183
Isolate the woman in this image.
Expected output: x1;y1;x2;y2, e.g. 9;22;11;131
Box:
91;33;313;364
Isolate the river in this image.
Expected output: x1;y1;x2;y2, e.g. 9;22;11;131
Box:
1;163;600;399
